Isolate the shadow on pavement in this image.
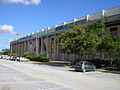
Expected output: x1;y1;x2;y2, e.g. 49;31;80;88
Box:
68;70;78;72
99;70;120;74
31;61;71;67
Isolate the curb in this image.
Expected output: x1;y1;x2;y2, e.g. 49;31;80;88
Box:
97;69;120;74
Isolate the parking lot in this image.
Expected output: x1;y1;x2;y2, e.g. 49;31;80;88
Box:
0;59;120;90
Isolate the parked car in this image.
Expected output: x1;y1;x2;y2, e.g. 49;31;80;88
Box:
6;56;11;60
2;55;8;59
0;55;3;59
10;56;17;61
75;61;96;72
16;57;30;62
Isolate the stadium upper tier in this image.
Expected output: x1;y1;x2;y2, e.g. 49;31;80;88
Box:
10;6;120;43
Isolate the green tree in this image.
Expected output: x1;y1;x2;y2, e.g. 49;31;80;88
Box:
1;49;11;55
58;20;103;60
113;36;120;54
97;36;120;59
97;36;120;67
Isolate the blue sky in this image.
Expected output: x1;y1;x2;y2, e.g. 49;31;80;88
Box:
0;0;120;51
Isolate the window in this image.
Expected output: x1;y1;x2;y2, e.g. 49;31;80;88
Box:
75;19;86;26
110;27;118;37
55;26;64;31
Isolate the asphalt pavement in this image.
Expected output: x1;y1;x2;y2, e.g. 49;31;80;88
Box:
0;59;120;90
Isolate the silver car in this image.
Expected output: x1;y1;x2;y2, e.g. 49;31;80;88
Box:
16;57;30;62
75;61;96;72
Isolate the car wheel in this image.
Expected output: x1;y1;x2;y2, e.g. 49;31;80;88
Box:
83;69;86;72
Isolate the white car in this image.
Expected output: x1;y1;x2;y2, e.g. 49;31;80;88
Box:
6;56;11;60
0;55;2;59
1;55;8;59
16;57;30;62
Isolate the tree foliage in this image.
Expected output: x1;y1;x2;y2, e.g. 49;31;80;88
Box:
1;49;11;55
97;36;120;59
58;20;103;58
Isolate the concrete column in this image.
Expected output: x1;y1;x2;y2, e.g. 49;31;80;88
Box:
49;38;52;58
22;42;24;55
26;41;28;52
18;43;20;55
24;41;27;53
30;40;33;55
19;43;21;56
36;38;39;56
41;37;44;52
31;39;36;55
47;36;50;57
16;43;18;54
19;43;21;55
33;39;36;54
20;43;22;56
28;41;31;55
56;40;59;60
10;44;13;54
21;42;23;56
53;35;57;60
23;42;25;53
13;44;15;54
14;44;16;53
11;44;13;54
24;41;26;52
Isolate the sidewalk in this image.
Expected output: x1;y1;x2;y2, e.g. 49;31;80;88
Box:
97;69;120;74
29;60;71;67
29;60;120;74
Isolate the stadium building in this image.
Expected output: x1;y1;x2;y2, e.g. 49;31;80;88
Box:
10;6;120;61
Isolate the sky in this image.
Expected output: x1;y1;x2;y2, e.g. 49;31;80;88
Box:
0;0;120;51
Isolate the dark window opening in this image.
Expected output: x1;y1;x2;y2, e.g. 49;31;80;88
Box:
56;26;64;31
110;27;118;37
75;19;86;26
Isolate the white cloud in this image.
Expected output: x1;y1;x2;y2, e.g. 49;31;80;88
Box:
0;25;16;35
1;0;41;5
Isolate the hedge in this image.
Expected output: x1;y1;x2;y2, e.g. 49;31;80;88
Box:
40;57;49;62
25;56;50;62
25;56;36;61
72;58;120;69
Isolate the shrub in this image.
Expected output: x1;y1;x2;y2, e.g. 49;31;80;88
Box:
25;56;50;62
39;52;46;57
71;58;120;69
23;52;29;57
112;58;120;68
34;56;41;61
25;56;36;61
85;59;111;68
40;57;50;62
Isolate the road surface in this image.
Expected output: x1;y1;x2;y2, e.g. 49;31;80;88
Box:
0;59;120;90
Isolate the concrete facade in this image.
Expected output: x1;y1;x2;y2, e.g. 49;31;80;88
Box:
10;6;120;61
